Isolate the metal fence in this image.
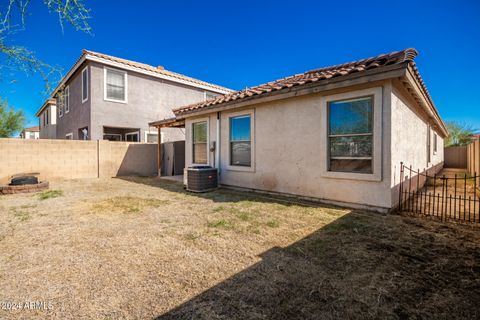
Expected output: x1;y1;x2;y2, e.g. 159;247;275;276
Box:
399;162;480;224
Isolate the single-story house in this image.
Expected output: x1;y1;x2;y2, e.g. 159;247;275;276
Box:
151;48;447;212
20;126;40;139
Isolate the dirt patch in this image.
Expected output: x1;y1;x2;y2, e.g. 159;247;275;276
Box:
0;177;478;319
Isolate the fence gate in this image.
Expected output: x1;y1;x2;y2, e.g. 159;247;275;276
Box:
399;162;480;224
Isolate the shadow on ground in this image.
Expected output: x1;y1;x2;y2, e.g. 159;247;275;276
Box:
117;176;337;209
119;176;480;319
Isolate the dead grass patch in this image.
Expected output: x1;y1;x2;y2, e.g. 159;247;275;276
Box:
91;196;169;214
0;177;478;319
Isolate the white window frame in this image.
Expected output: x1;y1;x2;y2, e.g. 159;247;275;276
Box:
58;95;64;118
320;87;382;182
64;85;70;113
433;132;438;154
225;109;255;172
104;67;128;103
125;131;140;142
144;131;162;143
191;117;210;166
327;95;374;174
204;91;217;101
82;66;89;103
65;132;73;140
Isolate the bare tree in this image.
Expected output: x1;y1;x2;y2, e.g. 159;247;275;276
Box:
0;0;92;93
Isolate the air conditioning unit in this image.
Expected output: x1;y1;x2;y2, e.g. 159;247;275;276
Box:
186;166;218;192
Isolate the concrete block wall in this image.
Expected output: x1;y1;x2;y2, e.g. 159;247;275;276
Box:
0;138;157;184
467;140;480;176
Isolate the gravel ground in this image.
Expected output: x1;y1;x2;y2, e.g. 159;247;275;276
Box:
0;177;479;319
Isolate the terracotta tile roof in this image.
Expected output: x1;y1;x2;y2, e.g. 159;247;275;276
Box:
24;126;40;132
173;48;420;116
83;50;233;93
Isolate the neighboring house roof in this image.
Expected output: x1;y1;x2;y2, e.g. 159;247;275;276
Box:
35;99;56;117
171;48;447;136
23;126;40;132
470;134;480;140
49;49;234;100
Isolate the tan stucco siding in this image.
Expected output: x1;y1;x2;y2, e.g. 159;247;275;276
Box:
89;62;210;142
185;83;394;210
39;104;57;139
390;83;444;206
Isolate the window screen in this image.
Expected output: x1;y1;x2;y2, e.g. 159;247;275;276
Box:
328;97;373;173
230;115;251;166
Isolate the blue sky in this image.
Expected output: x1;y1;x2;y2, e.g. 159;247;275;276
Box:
1;0;479;128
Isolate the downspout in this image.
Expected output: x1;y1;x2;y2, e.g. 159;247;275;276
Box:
215;112;220;175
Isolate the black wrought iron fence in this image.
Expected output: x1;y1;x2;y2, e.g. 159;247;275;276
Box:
398;162;480;224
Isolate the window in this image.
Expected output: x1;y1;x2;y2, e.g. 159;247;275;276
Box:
328;96;373;173
433;132;438;153
230;115;251;166
64;86;70;113
65;133;73;140
103;134;122;141
145;131;159;143
58;94;64;117
427;126;431;163
29;132;36;139
125;131;139;142
45;108;49;126
205;92;217;101
105;68;127;102
82;67;89;102
192;121;208;164
79;127;88;140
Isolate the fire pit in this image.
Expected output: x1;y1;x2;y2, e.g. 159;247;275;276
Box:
0;173;49;195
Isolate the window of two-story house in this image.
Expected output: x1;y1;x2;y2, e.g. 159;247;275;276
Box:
328;96;373;174
44;108;49;126
64;86;70;113
230;115;252;167
205;92;217;101
192;121;208;164
58;94;64;117
105;68;127;103
82;67;89;102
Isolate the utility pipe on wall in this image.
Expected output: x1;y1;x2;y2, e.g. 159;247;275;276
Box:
215;112;220;174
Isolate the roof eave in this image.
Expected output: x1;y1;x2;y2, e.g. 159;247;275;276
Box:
149;117;185;128
403;64;448;137
174;63;410;119
50;51;234;99
35;99;57;117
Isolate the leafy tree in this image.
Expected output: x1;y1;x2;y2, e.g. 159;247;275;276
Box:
445;121;477;147
0;0;92;92
0;99;25;137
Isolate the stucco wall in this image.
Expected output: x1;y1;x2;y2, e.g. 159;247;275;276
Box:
88;61;216;142
39;104;57;139
185;82;394;210
184;81;445;210
389;83;444;206
0;139;158;184
54;61;222;142
56;63;91;140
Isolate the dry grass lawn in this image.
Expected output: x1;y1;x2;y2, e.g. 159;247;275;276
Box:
0;177;479;319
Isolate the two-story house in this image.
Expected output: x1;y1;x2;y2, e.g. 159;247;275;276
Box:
40;50;233;142
35;99;57;139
